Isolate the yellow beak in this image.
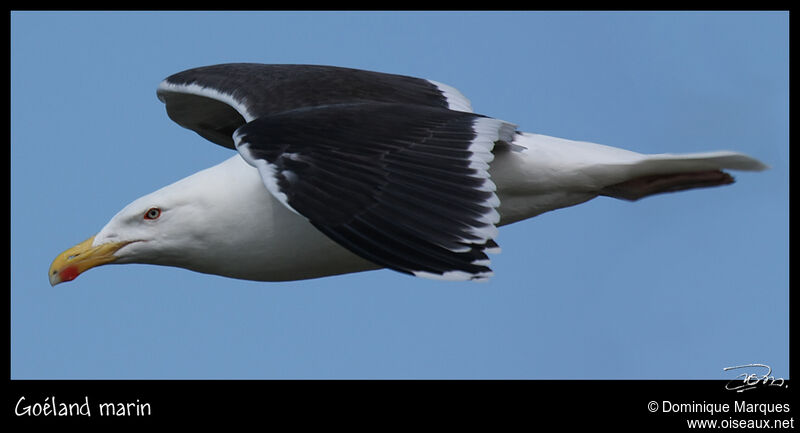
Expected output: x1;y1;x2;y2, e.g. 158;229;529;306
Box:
48;236;134;286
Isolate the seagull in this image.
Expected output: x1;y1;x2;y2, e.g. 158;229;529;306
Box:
48;63;768;285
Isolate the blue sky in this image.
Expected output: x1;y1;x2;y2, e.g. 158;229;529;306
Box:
11;11;788;379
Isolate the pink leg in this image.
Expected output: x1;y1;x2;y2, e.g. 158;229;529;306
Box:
599;170;735;201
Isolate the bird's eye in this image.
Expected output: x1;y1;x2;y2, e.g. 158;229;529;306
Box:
144;207;161;220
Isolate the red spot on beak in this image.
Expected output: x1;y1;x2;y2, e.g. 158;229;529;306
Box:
59;265;79;283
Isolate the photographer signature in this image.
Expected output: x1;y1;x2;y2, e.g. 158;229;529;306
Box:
723;363;787;392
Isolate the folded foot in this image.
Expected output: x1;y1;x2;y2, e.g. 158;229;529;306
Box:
599;170;735;201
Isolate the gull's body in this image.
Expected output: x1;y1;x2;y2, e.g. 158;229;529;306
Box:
49;64;767;285
101;154;377;282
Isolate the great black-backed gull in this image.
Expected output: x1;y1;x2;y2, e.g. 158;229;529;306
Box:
48;63;768;285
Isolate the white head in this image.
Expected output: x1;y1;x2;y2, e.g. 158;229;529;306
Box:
48;156;260;285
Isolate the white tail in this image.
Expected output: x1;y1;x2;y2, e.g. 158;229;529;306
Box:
492;133;769;223
621;151;768;177
596;151;768;201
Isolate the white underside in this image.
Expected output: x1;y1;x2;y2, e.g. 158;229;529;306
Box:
101;131;766;282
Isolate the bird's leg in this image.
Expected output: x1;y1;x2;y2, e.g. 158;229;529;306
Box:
599;170;735;201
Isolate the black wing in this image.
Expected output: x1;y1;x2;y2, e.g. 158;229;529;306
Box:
156;63;472;149
234;103;515;281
